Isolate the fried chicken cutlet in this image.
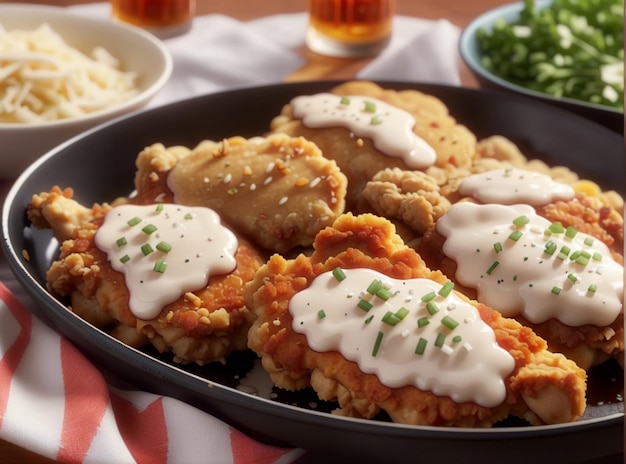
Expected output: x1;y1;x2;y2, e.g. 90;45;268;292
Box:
245;213;587;427
28;186;265;365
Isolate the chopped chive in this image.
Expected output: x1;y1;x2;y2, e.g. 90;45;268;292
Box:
332;267;346;281
156;241;172;253
366;279;383;295
155;203;164;212
435;333;446;348
551;286;562;295
567;273;578;283
184;213;193;220
395;307;410;320
441;316;459;330
141;243;154;255
357;299;373;311
370;115;383;125
508;230;523;241
452;335;462;343
415;338;428;355
549;222;564;234
372;331;384;357
493;242;503;253
438;282;454;298
142;224;157;235
565;226;578;239
512;215;530;226
120;254;130;264
569;251;581;261
575;254;590;266
592;252;603;261
584;237;595;246
376;287;393;301
421;291;437;302
127;217;141;227
588;284;598;293
559;245;571;257
544;240;557;255
382;311;401;326
153;259;167;273
317;309;326;319
426;301;440;315
339;96;351;105
486;261;499;275
364;101;377;113
364;315;374;324
417;316;430;328
116;237;127;247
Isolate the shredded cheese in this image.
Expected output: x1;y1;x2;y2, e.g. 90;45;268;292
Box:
0;22;139;123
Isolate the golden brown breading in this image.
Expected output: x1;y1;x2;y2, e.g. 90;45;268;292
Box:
269;81;477;208
245;213;587;427
31;188;266;365
147;134;348;254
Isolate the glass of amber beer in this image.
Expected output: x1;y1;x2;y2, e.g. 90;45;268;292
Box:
111;0;195;37
306;0;395;57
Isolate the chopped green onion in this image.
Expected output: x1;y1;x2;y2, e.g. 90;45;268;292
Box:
452;335;462;343
156;241;172;253
339;96;351;105
396;307;410;320
141;243;154;255
415;338;428;355
512;215;530;226
493;242;503;253
551;286;562;295
153;259;167;273
382;311;401;326
372;331;384;357
565;226;578;239
426;301;440;315
549;222;564;234
317;309;326;319
508;230;523;241
567;273;578;283
592;252;603;261
366;279;383;295
441;316;459;330
435;333;446;348
364;315;374;324
120;255;130;264
486;261;499;275
184;213;193;220
127;217;141;227
417;316;430;328
421;291;437;302
332;267;346;281
544;240;557;255
376;287;393;301
588;284;598;294
364;101;377;113
584;237;595;246
116;237;127;247
575;254;590;266
357;299;373;311
438;282;454;297
155;203;164;212
370;115;383;125
142;224;158;235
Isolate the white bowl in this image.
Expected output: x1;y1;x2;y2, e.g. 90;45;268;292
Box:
0;3;173;179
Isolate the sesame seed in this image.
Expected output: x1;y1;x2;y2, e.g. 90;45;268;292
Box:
309;177;321;188
249;183;257;191
265;162;275;173
278;196;288;205
264;176;273;186
223;173;232;184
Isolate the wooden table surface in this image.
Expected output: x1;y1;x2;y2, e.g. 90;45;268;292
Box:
0;0;510;462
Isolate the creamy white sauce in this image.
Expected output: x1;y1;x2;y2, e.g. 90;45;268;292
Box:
289;268;515;408
290;93;437;169
437;202;623;326
95;204;238;320
458;168;575;205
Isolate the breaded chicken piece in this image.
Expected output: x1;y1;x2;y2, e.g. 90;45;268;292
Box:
418;199;624;370
30;188;265;365
142;134;348;254
245;213;586;427
269;81;477;208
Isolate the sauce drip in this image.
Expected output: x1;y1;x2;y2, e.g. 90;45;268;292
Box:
95;203;238;320
437;202;623;326
290;93;437;169
458;168;575;205
289;268;515;407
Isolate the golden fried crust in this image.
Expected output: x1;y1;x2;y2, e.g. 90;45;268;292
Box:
37;189;266;365
418;198;625;370
269;81;476;209
246;213;587;427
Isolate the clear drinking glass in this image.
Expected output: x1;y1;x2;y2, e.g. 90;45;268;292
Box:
306;0;395;57
111;0;195;37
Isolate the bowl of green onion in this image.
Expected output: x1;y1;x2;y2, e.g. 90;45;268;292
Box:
460;0;624;132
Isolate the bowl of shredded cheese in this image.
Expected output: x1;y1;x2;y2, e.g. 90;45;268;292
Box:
0;3;172;178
